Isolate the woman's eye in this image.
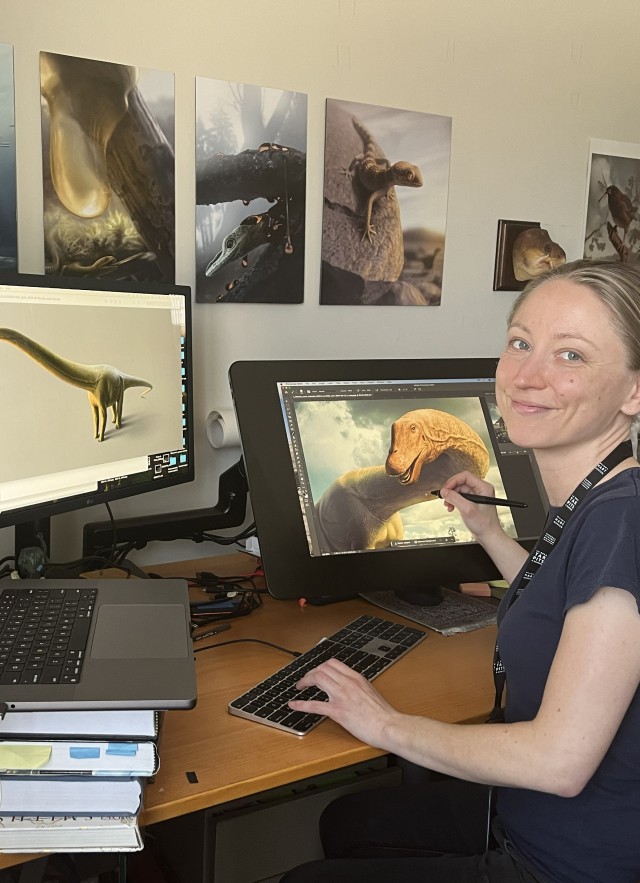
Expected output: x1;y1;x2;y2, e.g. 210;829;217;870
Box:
560;350;582;362
510;338;530;352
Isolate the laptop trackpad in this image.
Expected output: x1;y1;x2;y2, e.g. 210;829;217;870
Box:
90;605;188;659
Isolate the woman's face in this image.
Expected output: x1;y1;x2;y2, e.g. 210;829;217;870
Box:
496;279;640;454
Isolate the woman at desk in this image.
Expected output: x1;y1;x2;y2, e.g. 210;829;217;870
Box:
283;259;640;883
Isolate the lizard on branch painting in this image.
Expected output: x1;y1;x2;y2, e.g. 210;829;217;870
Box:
195;80;307;303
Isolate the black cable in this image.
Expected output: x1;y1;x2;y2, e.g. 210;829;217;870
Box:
86;523;256;563
114;543;138;565
196;522;257;545
191;574;261;593
41;554;148;580
192;637;300;656
104;502;118;561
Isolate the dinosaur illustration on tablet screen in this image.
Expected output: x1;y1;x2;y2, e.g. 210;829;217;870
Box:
314;409;489;552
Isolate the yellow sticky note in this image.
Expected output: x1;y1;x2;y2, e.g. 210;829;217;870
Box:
0;744;51;770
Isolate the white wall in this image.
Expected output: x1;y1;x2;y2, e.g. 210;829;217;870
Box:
3;0;640;566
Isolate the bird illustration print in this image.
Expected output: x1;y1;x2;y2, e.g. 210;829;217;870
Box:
599;176;637;244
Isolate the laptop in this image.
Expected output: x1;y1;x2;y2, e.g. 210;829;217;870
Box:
0;579;197;712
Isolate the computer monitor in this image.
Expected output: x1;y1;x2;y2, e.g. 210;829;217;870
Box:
0;273;193;569
229;358;548;602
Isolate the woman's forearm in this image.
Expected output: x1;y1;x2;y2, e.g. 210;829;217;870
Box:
380;713;579;797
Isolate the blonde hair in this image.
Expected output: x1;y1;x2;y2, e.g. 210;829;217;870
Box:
508;259;640;371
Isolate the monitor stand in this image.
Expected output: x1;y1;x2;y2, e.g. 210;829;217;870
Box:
395;586;444;607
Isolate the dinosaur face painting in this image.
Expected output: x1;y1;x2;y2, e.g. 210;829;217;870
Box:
512;228;566;282
385;409;490;485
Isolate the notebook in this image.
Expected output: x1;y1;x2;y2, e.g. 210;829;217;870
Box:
0;578;197;712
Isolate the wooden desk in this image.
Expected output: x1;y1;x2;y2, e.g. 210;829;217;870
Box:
140;552;497;827
0;553;497;871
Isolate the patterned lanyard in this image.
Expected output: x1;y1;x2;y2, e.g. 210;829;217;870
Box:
488;438;633;723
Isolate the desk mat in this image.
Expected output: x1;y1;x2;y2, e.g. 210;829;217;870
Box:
359;588;497;636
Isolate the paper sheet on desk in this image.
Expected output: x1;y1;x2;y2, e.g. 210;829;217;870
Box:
360;588;497;636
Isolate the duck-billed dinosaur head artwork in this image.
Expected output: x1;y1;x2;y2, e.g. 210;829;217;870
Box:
0;328;151;442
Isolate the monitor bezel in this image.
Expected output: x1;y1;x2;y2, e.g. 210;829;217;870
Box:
0;272;194;531
229;358;547;601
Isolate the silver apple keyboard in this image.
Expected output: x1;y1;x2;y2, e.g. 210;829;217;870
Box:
228;614;426;735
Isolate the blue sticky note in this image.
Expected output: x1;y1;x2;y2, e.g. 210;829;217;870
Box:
106;743;138;756
70;747;101;759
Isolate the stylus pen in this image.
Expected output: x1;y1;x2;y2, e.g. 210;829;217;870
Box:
431;489;528;509
192;623;232;642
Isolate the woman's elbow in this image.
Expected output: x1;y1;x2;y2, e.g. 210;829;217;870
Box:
542;758;593;798
551;775;587;799
529;722;599;798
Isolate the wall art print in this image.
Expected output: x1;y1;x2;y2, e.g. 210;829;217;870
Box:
320;98;451;306
493;220;566;291
195;78;307;304
40;52;175;282
0;43;17;273
584;138;640;264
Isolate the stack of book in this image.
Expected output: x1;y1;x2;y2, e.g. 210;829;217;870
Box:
0;708;161;853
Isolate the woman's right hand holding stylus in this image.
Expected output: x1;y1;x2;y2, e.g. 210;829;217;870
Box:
438;471;528;584
438;471;502;538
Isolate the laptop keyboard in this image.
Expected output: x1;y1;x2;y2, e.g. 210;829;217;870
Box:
0;586;97;685
229;614;426;735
